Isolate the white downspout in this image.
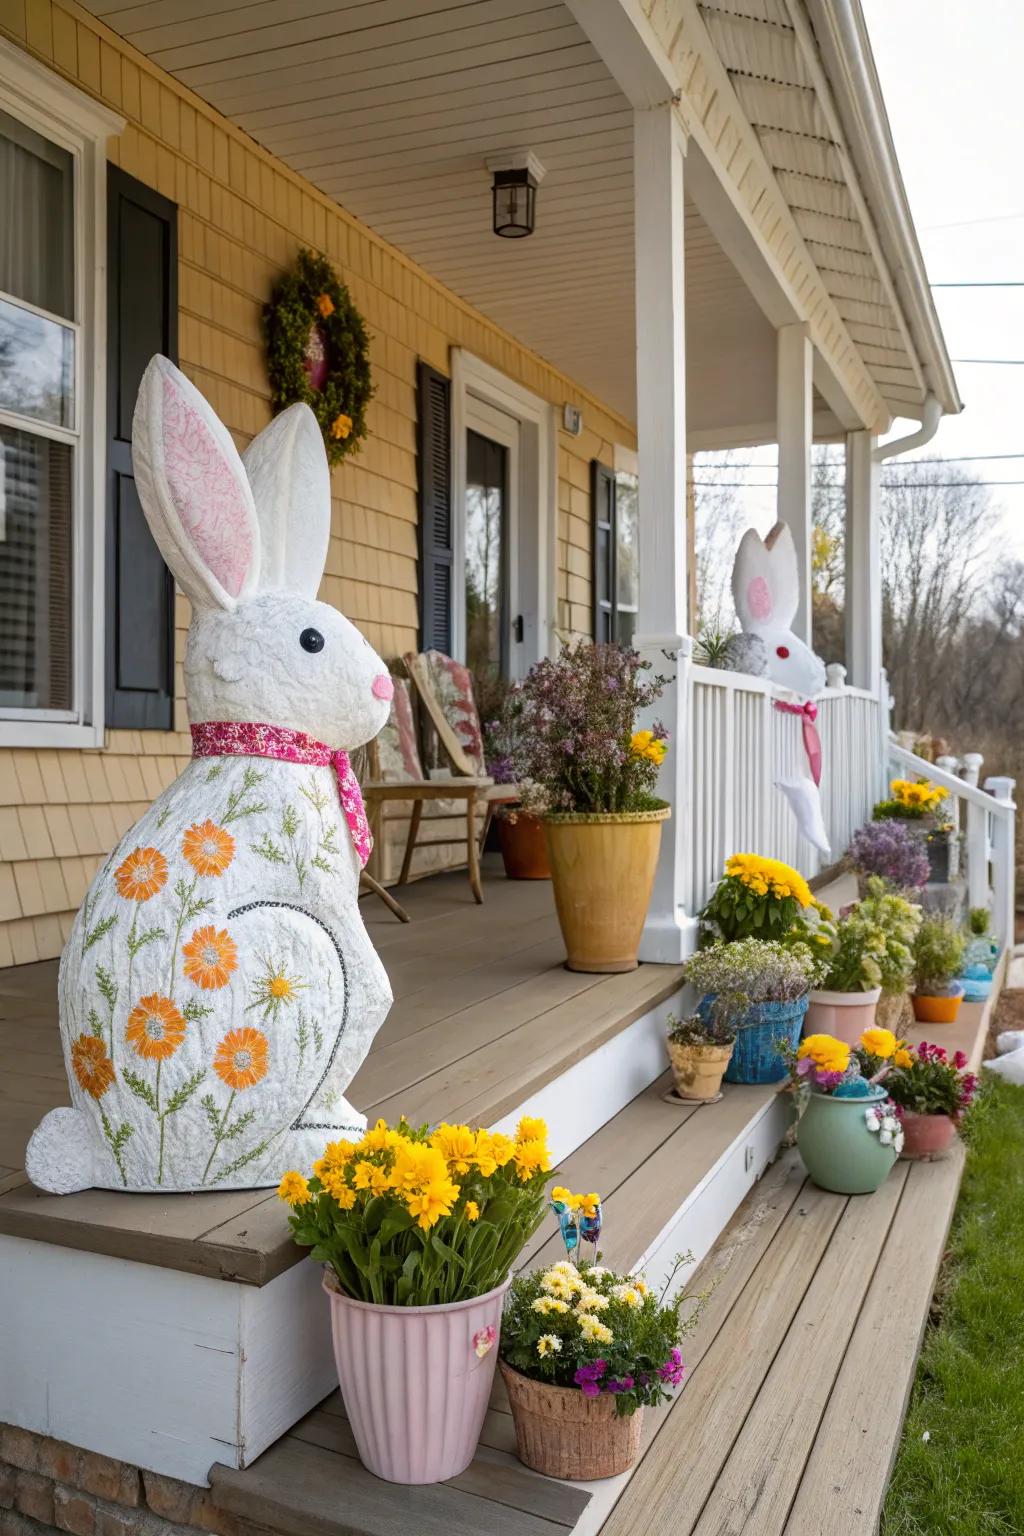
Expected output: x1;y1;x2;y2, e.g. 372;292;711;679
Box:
872;392;942;461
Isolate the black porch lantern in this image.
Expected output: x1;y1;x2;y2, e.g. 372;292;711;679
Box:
492;166;536;238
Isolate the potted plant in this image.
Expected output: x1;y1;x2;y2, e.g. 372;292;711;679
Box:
872;777;955;883
784;1027;908;1193
483;688;550;880
665;1005;736;1103
699;852;814;942
803;906;889;1044
961;906;999;1001
912;914;967;1024
846;819;929;894
278;1114;553;1484
514;643;669;972
853;877;922;1033
499;1197;705;1480
884;1040;980;1160
683;937;814;1084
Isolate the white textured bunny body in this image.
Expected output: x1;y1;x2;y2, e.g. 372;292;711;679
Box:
26;357;394;1193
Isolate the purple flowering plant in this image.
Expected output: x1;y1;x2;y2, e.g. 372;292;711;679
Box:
847;819;929;891
500;1251;707;1418
512;642;668;815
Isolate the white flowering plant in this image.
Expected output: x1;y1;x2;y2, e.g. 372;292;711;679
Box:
500;1254;706;1418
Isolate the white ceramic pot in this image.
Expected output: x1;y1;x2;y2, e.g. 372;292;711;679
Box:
804;987;882;1045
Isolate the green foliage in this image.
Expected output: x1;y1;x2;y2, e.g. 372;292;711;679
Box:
855;876;923;992
126;925;166;960
882;1077;1024;1536
914;914;967;993
501;1255;705;1419
100;1112;133;1187
251;833;286;865
967;906;991;937
822;908;890;993
683;937;814;1009
667;1009;736;1047
693;625;736;668
122;1069;158;1113
163;1070;206;1117
83;913;117;952
264;247;373;466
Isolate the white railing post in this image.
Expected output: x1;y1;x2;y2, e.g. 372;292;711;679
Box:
845;430;882;693
632;100;696;963
965;799;990;913
777;324;814;645
961;752;984;788
984;777;1017;949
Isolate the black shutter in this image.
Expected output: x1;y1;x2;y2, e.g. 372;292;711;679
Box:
592;460;616;642
416;361;453;654
106;165;178;730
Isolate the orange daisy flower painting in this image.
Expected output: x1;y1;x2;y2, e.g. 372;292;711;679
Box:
182;820;235;877
126;994;187;1061
213;1027;269;1091
182;926;238;990
114;846;168;902
71;1034;115;1099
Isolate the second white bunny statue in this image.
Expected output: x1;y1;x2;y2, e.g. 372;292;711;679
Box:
732;521;831;855
26;357;395;1194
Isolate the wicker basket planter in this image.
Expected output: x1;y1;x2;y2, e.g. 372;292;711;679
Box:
499;1361;643;1480
544;806;670;973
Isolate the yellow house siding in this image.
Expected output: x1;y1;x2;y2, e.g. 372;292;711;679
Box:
0;0;635;966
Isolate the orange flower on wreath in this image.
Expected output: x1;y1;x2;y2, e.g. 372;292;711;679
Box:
182;819;235;877
330;412;352;441
114;846;168;902
71;1034;115;1099
213;1026;269;1091
316;292;335;318
126;994;187;1061
183;925;238;990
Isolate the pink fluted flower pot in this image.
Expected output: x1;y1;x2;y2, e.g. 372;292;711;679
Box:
804;987;882;1045
324;1272;510;1484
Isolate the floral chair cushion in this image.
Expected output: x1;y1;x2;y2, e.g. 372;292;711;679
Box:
375;677;424;782
422;651;486;774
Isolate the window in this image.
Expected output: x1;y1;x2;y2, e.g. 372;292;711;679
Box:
0;40;122;745
592;460;639;646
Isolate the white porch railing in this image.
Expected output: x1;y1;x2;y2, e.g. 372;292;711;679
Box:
684;664;887;915
888;742;1017;947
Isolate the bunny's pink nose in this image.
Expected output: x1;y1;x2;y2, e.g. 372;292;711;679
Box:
372;673;394;702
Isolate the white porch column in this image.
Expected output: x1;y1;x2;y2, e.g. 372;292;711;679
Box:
633;100;695;964
845;429;883;692
776;324;814;644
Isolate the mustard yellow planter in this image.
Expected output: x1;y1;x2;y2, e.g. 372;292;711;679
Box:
544;807;670;973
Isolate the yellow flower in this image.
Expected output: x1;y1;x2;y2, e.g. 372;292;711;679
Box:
516;1115;547;1143
578;1315;613;1345
322;1168;355;1208
579;1192;600;1217
463;1200;480;1222
391;1141;451;1195
405;1176;461;1231
330;412;353;441
532;1296;569;1316
724;853;811;908
798;1033;851;1075
353;1159;392;1194
550;1185;574;1206
536;1334;562;1357
894;1047;914;1068
513;1136;551;1183
277;1171;309;1207
577;1290;610;1312
359;1118;401;1154
431;1123;477;1175
541;1271;573;1300
860;1027;898;1060
315;1139;358;1179
611;1284;643;1308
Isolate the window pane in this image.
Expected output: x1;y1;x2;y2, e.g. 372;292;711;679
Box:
0;424;73;710
465;428;507;683
0;297;75;427
0;107;74;319
615;471;639;610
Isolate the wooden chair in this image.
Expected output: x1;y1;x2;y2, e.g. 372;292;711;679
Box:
361;672;492;905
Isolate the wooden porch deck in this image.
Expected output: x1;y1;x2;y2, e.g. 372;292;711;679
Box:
0;858;685;1279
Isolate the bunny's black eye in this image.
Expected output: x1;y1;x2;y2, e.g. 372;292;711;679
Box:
300;628;325;654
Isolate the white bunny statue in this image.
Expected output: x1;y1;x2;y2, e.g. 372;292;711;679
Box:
26;357;395;1194
732;522;831;855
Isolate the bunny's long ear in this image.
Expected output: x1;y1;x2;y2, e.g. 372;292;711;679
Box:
242;404;330;599
132;356;261;611
732;522;799;629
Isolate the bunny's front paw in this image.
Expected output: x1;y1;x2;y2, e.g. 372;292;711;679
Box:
25;1107;102;1194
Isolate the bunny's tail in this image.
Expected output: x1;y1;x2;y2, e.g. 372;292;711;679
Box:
25;1107;100;1194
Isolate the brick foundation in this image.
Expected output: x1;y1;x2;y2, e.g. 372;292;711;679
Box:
0;1428;277;1536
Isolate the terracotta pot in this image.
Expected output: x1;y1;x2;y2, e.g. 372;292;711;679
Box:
324;1273;508;1484
544;807;670;973
496;810;551;880
912;988;964;1025
500;1361;643;1480
899;1109;958;1161
667;1039;734;1101
804;987;882;1045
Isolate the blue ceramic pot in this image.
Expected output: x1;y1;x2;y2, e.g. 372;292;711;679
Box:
698;994;809;1085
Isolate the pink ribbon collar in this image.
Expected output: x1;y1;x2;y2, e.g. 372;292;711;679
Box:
190;721;372;869
772;698;822;786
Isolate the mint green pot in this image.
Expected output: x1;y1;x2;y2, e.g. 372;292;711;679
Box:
796;1086;897;1195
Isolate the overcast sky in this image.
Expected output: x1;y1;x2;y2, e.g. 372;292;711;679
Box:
698;0;1024;552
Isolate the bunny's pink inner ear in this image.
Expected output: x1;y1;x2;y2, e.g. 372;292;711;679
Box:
746;574;774;623
161;373;255;599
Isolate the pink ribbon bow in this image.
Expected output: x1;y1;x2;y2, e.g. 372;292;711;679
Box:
190;721;373;868
772;698;822;786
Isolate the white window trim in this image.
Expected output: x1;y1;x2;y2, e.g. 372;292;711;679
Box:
450;349;557;676
0;39;124;749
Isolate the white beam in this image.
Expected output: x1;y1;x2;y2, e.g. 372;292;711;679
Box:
776;324;814;644
562;0;679;110
633;101;696;964
844;429;882;691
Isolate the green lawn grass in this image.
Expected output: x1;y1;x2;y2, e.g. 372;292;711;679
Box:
882;1076;1024;1536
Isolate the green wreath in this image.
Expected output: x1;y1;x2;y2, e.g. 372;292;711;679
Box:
264;248;373;465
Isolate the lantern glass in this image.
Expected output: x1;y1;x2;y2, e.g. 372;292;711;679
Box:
492;168;536;238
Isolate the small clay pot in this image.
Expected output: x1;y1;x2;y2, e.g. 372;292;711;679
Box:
496;810;551;880
912;988;964;1025
899;1110;957;1161
667;1039;734;1102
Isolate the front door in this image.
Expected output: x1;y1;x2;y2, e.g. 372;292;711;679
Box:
463;397;520;681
